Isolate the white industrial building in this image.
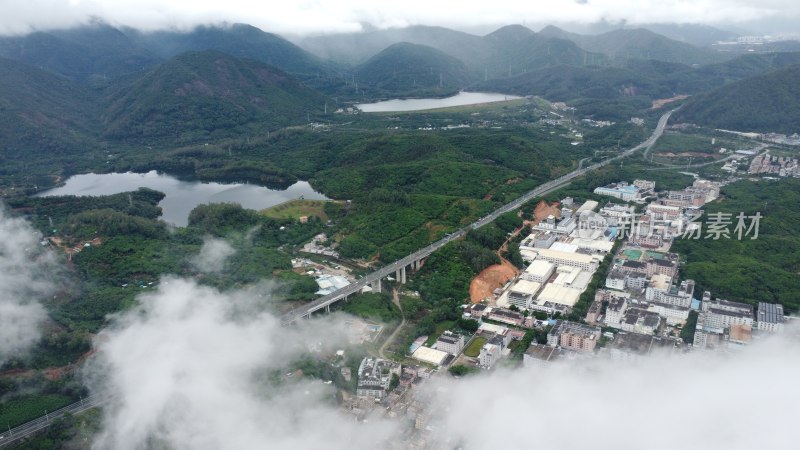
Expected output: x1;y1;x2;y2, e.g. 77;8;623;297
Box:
522;260;555;283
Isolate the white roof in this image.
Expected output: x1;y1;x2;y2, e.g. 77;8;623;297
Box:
525;259;555;277
575;200;599;214
412;346;449;366
534;248;595;265
536;284;582;307
478;322;509;335
550;242;579;253
510;279;543;296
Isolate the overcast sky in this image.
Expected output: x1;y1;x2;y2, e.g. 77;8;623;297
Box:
0;0;798;36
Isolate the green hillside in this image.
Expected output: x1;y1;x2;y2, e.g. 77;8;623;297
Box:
354;42;472;96
0;57;99;161
675;64;800;133
0;23;159;84
539;26;728;65
127;24;329;76
101;50;329;144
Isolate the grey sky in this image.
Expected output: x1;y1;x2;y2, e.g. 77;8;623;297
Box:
0;0;798;36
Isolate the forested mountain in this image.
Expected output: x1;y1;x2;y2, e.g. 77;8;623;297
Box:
0;57;99;160
126;24;331;76
0;22;160;84
638;23;738;47
101;50;329;143
539;26;728;65
675;64;800;134
354;43;472;96
295;25;488;66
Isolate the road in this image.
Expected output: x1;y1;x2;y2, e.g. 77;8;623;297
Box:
282;109;675;324
0;395;108;448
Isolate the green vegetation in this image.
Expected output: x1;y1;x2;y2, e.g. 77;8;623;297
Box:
0;394;74;429
464;337;487;358
671;178;800;312
676;64;800;134
448;364;478;376
338;293;401;323
681;311;699;344
263;199;334;221
354;42;470;97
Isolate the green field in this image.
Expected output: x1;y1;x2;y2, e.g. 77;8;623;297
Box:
464;337;487;358
622;249;642;260
645;250;665;260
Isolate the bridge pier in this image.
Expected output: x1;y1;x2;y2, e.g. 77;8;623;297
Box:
395;266;407;284
325;304;330;313
370;278;382;293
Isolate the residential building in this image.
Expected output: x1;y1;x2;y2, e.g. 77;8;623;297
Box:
487;308;525;326
479;342;501;368
606;332;682;361
356;358;400;399
523;344;575;367
435;332;465;355
547;320;601;352
604;296;628;326
756;302;786;332
699;299;755;332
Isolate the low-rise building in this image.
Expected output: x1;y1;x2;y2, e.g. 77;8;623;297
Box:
606;332;682;361
594;182;641;201
522;260;556;283
523;344;576;367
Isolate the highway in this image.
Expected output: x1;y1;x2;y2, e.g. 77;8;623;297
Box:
0;395;108;448
282;109;675;324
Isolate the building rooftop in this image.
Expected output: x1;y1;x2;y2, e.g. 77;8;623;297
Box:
411;346;449;366
757;302;785;324
537;284;582;307
511;279;543;296
525;260;555;278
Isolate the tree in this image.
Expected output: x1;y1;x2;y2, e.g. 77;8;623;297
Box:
389;373;400;391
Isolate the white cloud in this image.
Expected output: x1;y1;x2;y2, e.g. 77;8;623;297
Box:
0;0;798;36
422;332;800;450
190;236;235;273
82;272;799;449
85;277;398;450
0;206;55;364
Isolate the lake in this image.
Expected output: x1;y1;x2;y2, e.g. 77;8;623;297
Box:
356;91;521;112
37;171;329;227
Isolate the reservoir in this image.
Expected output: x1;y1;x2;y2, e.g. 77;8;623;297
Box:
37;171;329;227
356;91;521;112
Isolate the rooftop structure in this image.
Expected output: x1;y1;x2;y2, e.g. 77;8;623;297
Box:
547;320;601;352
356;357;401;398
411;346;450;366
594;182;641;201
757;302;786;332
523;344;575;367
522;260;556;283
530;248;598;271
435;332;465;356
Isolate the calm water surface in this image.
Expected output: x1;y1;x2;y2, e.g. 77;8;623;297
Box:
37;171;329;226
356;91;521;112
